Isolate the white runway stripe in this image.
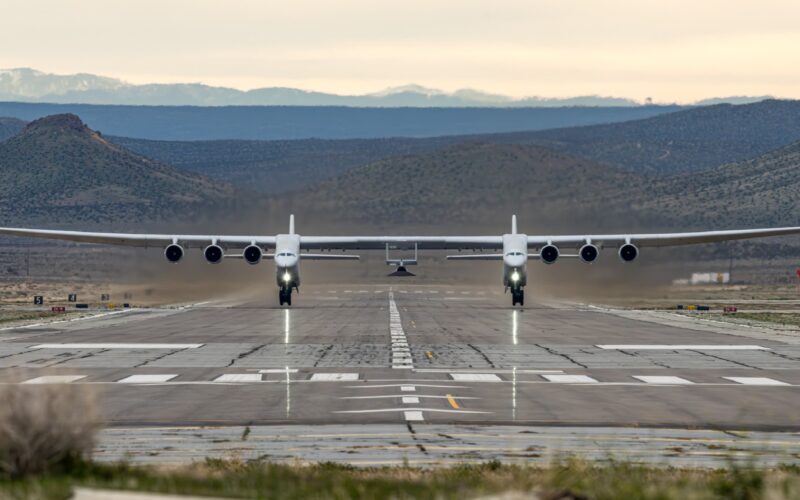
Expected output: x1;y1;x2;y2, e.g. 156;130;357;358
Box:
597;345;769;350
117;374;177;384
310;373;359;381
634;376;694;385
401;385;416;392
450;373;502;382
30;343;203;349
22;375;86;384
542;374;598;384
389;291;413;370
723;377;790;386
402;397;420;404
404;411;424;421
214;374;262;383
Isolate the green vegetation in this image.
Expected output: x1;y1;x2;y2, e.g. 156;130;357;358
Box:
0;117;25;141
2;459;800;500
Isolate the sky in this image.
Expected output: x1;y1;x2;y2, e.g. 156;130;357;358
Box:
2;0;799;103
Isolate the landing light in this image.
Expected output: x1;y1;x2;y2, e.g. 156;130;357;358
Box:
282;272;292;283
511;271;520;282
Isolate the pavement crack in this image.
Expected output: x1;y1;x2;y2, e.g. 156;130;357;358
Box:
536;344;588;368
136;348;188;368
467;343;496;368
226;344;267;368
690;350;759;369
406;423;429;455
313;345;334;367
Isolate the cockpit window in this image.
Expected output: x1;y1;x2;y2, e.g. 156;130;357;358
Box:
506;251;525;256
277;252;296;257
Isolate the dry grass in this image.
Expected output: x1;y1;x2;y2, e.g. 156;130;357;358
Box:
0;376;101;478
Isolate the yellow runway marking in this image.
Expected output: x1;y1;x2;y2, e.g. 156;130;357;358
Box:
425;351;433;360
446;394;460;409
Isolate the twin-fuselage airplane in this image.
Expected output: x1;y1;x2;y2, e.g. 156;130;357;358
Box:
1;215;800;306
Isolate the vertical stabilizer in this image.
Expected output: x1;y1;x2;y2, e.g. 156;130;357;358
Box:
511;214;517;234
289;214;295;235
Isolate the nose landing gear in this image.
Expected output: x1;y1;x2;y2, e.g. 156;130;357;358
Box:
511;286;524;306
279;286;293;306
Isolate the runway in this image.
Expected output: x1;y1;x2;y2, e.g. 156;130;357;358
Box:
1;284;799;464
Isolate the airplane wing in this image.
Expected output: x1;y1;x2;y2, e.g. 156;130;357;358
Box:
299;236;502;250
0;228;277;248
527;227;800;248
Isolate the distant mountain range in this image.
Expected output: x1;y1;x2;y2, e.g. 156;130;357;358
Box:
0;68;772;108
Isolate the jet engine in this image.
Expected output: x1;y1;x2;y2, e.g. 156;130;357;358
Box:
243;245;262;265
204;244;224;264
164;244;184;263
579;243;599;263
540;244;559;264
618;243;639;262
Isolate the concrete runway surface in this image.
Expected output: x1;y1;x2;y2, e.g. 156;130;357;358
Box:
2;284;800;466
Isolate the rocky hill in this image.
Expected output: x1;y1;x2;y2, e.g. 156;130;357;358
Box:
0;114;235;223
0;117;25;141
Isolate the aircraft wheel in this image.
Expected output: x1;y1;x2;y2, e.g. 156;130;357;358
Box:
286;293;292;306
518;290;524;307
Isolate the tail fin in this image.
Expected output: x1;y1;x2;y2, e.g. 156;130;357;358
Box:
511;214;517;235
289;214;295;235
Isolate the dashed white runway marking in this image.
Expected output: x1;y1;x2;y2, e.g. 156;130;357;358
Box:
401;385;416;392
214;374;262;383
597;344;770;351
30;343;203;350
117;374;177;384
543;374;598;384
259;368;298;374
450;373;502;382
389;291;413;370
310;373;359;381
724;377;790;386
402;396;420;404
404;411;424;421
22;375;86;384
634;376;694;385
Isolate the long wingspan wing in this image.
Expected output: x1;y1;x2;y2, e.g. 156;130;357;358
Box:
527;226;800;249
0;227;277;248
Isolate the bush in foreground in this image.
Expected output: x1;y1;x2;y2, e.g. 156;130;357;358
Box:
0;378;100;479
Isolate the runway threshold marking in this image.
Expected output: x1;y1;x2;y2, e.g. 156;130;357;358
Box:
404;411;424;421
597;345;770;351
310;373;359;381
29;343;203;349
402;396;420;404
542;374;598;384
450;373;502;382
214;374;262;383
633;376;694;385
117;374;177;384
723;377;790;386
22;375;86;384
446;394;460;409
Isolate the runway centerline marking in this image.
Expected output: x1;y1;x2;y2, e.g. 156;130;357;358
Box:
29;343;203;349
724;377;790;386
401;385;416;392
596;345;770;351
389;291;413;369
404;411;424;421
402;396;420;404
22;375;86;384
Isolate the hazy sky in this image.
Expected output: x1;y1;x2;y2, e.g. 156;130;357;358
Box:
2;0;799;102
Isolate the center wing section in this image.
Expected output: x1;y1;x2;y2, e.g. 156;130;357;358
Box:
299;236;503;251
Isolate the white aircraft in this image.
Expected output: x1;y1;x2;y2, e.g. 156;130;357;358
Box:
1;215;799;306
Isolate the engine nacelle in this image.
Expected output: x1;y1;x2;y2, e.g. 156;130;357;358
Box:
204;244;224;264
579;244;599;263
243;245;262;265
164;244;184;263
618;243;639;262
540;244;559;264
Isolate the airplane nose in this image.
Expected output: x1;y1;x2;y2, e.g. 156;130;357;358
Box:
504;254;526;267
275;255;298;267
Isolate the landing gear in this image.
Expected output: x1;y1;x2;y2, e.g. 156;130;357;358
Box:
511;287;524;306
279;287;292;306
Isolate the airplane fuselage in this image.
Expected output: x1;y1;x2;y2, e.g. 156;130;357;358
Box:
274;233;301;290
502;233;528;288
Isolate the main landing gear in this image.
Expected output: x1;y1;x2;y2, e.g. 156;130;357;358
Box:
511;286;524;306
279;286;293;306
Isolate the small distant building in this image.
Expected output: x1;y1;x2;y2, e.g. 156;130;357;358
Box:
690;272;730;285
